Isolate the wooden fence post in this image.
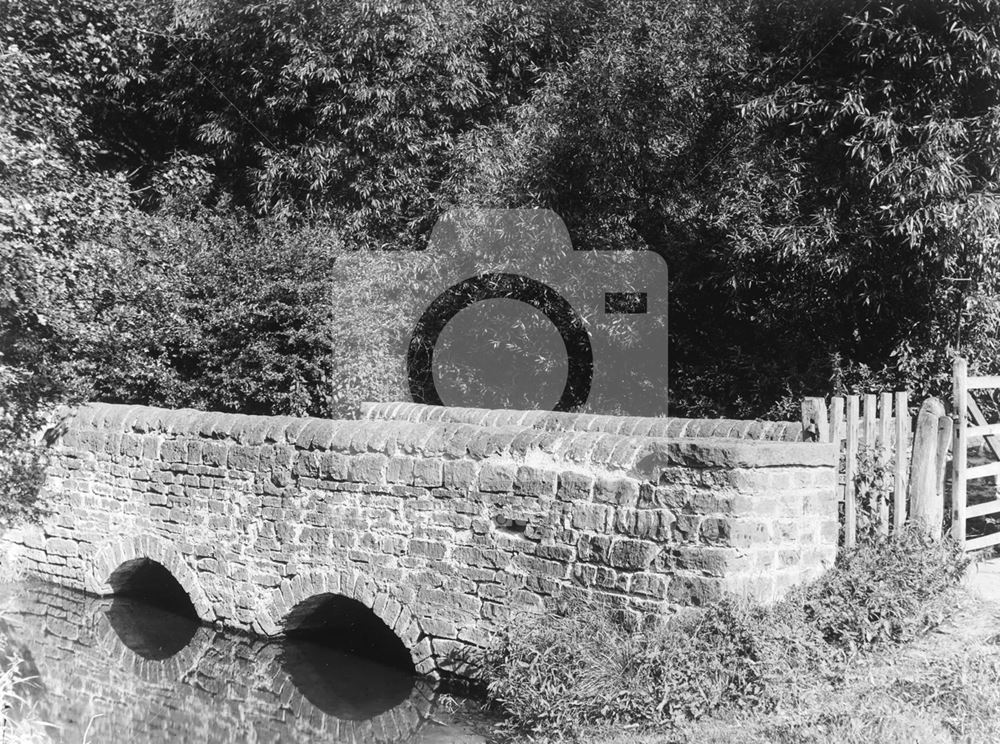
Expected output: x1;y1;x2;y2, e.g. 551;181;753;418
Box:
935;415;953;532
953;358;968;543
830;396;844;444
863;393;877;445
893;391;909;531
844;395;860;549
909;397;946;539
877;392;893;534
801;397;829;442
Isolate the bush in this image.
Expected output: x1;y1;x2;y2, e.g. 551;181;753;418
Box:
482;597;826;739
799;526;970;653
482;528;970;740
87;207;422;419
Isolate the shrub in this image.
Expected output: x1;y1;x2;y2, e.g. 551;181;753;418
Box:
852;443;894;543
482;597;826;740
88;208;422;419
799;526;970;652
482;528;970;740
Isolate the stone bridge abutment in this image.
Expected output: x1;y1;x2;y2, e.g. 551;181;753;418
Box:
3;402;838;677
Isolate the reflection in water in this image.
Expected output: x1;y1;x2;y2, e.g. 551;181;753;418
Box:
0;580;474;744
105;598;200;661
281;639;415;720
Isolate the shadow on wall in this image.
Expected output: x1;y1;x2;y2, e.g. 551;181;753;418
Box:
107;558;199;618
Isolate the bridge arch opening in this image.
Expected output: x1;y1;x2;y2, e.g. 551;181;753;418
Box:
282;593;414;671
279;593;416;719
105;558;200;660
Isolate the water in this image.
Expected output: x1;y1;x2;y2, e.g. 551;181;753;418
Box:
0;580;482;743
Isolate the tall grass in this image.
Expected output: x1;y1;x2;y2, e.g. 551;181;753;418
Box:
0;657;51;744
482;527;971;741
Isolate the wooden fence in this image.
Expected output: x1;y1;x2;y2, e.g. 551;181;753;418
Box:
801;392;951;549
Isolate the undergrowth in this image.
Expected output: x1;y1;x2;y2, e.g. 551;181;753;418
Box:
482;526;971;741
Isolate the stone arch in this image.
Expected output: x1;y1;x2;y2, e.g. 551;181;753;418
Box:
256;569;434;676
83;535;216;623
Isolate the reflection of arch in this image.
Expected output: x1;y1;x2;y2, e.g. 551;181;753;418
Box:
104;594;200;661
83;535;215;622
256;571;434;676
87;595;216;687
280;637;415;719
5;583;438;743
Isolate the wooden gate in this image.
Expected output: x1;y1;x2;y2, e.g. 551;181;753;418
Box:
952;357;1000;550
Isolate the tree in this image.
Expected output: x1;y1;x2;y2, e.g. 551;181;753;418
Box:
0;22;133;522
737;0;1000;403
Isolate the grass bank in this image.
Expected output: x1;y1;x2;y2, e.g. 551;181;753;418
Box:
481;527;975;742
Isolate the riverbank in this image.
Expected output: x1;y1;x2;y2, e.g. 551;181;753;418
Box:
582;583;999;744
477;531;982;743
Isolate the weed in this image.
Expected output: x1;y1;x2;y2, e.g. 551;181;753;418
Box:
798;526;970;652
482;527;970;741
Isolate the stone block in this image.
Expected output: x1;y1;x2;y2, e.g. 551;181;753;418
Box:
593;566;627;592
185;441;203;465
409;540;447;559
121;434;142;458
201;442;228;468
535;543;574;562
672;546;753;577
727;519;773;548
630;572;669;599
141;436;162;461
594;477;639;506
571;563;597;587
514;466;557;497
228;445;259;471
320;451;350;480
571;503;611;532
608;539;658;570
513;554;568;580
671;514;701;543
348;453;388;483
698;516;730;545
412;459;443;488
46;537;79;557
386;456;416;485
478;462;517;492
558;471;595;501
666;573;725;606
443;460;478;491
575;534;612;563
294;452;320;477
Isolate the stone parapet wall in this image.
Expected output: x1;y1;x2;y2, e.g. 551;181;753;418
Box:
5;402;837;676
360;402;804;441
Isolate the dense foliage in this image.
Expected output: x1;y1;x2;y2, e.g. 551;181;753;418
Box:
481;527;970;740
4;0;1000;499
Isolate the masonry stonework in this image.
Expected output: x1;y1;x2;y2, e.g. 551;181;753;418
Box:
3;402;838;677
361;402;805;441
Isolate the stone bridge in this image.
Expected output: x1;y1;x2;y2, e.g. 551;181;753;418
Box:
3;402;838;677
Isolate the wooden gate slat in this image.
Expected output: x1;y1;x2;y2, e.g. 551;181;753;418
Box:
893;391;908;531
